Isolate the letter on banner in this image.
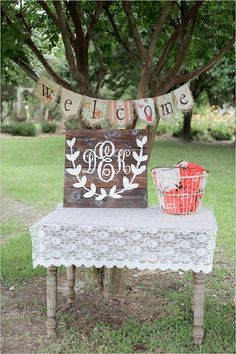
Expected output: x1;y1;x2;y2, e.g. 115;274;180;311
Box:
60;87;83;117
34;76;60;104
173;83;194;112
82;96;107;127
156;93;174;119
134;98;156;125
108;100;134;128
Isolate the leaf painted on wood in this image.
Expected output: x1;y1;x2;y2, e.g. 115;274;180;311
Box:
126;183;139;190
66;151;80;162
136;135;147;148
95;187;107;201
83;183;96;198
136;138;143;148
109;185;121;198
66;166;81;175
135;165;146;175
132;151;139;161
139;154;148;162
110;193;122;199
141;136;147;145
73;175;87;188
100;188;107;196
131;164;137;175
109;185;117;195
66;137;76;147
90;183;96;194
123;176;130;188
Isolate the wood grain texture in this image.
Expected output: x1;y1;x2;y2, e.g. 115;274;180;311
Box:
192;272;206;345
47;266;57;337
64;129;148;208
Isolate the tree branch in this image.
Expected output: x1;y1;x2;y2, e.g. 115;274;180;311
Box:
37;0;76;49
92;38;106;97
11;57;38;82
64;0;86;70
64;1;85;45
25;37;77;91
85;1;104;43
122;1;148;62
53;0;85;85
104;6;140;67
173;1;203;73
148;1;176;58
154;2;202;77
162;36;235;92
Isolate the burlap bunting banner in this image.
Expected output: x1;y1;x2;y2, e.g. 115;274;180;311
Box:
82;96;108;127
34;76;60;104
108;100;134;128
173;83;194;112
33;75;195;126
156;92;174;120
60;87;84;117
134;98;156;125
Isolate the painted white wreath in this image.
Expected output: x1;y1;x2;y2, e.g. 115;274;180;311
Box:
66;136;148;200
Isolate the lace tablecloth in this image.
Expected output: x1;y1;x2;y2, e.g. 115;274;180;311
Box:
30;205;217;273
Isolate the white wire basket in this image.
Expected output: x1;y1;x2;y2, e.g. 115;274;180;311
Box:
152;167;209;215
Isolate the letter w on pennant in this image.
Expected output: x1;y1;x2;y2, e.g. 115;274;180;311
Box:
34;75;61;104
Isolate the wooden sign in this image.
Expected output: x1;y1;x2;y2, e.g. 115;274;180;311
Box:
64;129;148;208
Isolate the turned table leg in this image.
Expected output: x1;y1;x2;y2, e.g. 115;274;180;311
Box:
192;271;206;345
47;266;57;337
66;265;75;303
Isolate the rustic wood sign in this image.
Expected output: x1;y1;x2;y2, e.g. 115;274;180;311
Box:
64;129;148;208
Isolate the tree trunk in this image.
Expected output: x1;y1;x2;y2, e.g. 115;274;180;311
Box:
104;267;125;296
182;110;193;142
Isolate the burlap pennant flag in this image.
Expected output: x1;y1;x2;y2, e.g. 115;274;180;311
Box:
134;98;156;125
156;92;174;119
173;83;194;112
34;75;60;104
108;100;134;128
82;96;108;127
60;87;84;117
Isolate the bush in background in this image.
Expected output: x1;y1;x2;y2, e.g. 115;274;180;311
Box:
1;122;37;136
156;106;235;142
41;122;57;133
65;119;80;130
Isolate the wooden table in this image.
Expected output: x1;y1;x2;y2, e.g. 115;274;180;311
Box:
30;205;217;344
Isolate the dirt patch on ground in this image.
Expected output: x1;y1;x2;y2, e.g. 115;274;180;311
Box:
1;268;188;353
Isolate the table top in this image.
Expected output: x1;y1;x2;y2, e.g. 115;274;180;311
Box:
30;205;217;273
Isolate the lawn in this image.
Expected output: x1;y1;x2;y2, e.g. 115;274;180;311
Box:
1;136;235;353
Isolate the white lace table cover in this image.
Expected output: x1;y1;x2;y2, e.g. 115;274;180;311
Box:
30;205;217;273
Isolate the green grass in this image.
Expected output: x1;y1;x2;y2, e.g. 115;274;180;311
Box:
1;233;46;286
1;136;235;353
1;136;65;209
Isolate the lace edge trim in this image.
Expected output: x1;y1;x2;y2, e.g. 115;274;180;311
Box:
32;259;213;274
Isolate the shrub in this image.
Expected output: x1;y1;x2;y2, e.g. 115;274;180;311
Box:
191;127;212;142
1;123;14;134
65;119;80;130
1;122;36;136
210;127;233;141
41;122;57;133
172;127;182;138
156;122;171;135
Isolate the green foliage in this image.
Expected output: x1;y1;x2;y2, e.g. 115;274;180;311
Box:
1;122;37;136
65;118;81;130
41;121;57;133
1;1;235;99
210;126;233;141
157;107;235;142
